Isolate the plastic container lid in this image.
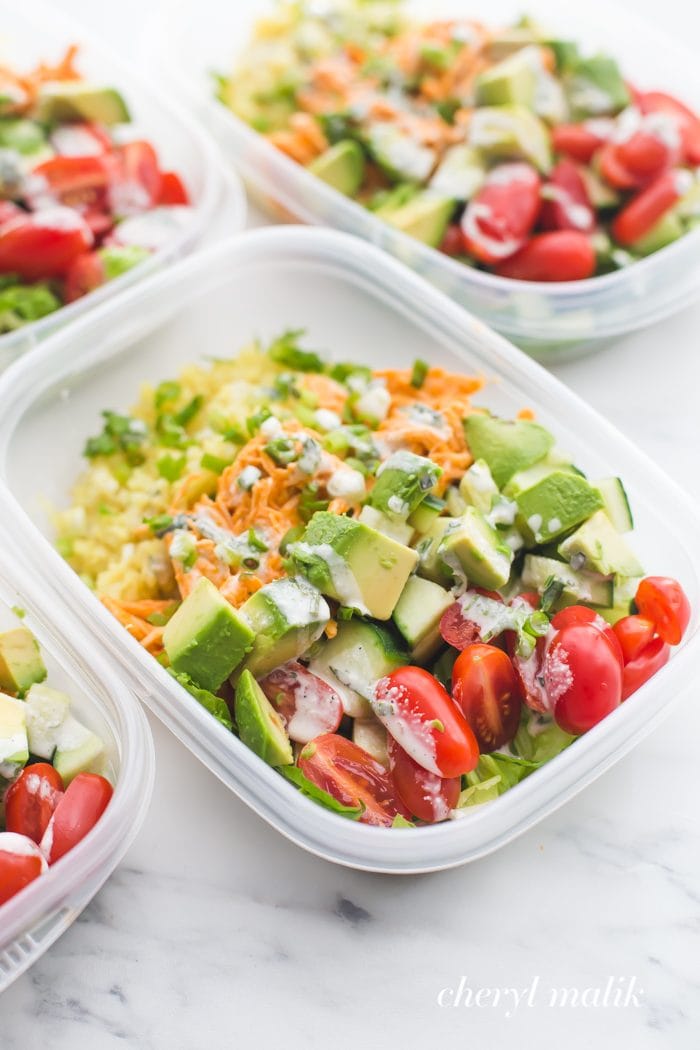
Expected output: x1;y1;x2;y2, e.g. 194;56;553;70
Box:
0;543;155;992
0;0;243;372
144;0;700;360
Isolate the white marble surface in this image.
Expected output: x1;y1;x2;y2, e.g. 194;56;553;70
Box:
3;0;700;1046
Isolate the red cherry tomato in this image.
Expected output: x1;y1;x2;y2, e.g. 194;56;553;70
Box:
635;576;691;646
83;207;115;241
32;154;112;202
461;163;541;264
0;833;48;905
506;593;549;714
111;141;163;214
495;231;596;282
40;773;113;865
540;159;595;232
545;622;623;735
621;636;671;700
373;666;479;778
298;733;409;827
598;142;642;190
439;602;481;650
49;122;112;157
0;201;24;225
612;615;656;664
550;606;624;669
439;224;465;257
158;171;190;206
4;763;64;844
611;170;689;246
639;91;700;165
452;643;522;752
0;207;93;280
64;251;106;303
387;737;460;823
599;129;679;191
552;123;608;163
259;661;343;743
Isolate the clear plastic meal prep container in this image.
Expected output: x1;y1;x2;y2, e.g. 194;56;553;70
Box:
0;0;243;372
144;0;700;360
0;226;698;874
0;545;154;993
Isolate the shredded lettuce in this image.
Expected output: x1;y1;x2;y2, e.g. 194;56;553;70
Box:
280;765;365;819
168;669;234;732
457;752;540;808
512;710;576;764
0;281;61;333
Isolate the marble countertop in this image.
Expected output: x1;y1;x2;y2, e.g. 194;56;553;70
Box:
3;1;700;1047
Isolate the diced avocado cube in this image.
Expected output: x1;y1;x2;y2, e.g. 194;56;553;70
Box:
163;577;255;692
596;477;633;532
416;516;458;583
0;118;48;156
459;459;499;513
309;620;407;719
629;210;683;256
53;713;105;785
579;165;620;209
438;507;514;590
0;693;28;779
358;505;414;545
558;509;644;578
0;628;47;696
35;83;130;125
23;683;70;759
468;105;552;172
464;413;554;488
429;145;485;202
393;575;453;662
565;55;630;119
235;669;293;767
541;39;580;73
308;139;365;197
475;46;539;108
514;470;603;545
366;122;436;183
240;576;330;678
291;512;418;620
352;717;388;767
594;576;643;625
487;28;540;62
383;191;455;247
368;451;442;521
408;494;445;534
521;554;614;606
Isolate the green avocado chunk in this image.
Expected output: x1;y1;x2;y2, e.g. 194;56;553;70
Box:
383;191;455;247
468;105;552;172
464;413;554;488
53;713;105;784
0;627;47;696
35;83;130;125
514;470;603;545
438;507;514;589
368;451;442;521
0;693;28;779
565;55;630;119
239;576;330;678
366;122;437;182
163;576;255;692
308;139;365;196
475;47;538;108
235;669;293;766
0;118;48;156
429;145;485;202
309;619;407;718
557;509;644;577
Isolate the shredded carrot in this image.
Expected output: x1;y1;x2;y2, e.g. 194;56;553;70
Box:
517;408;536;421
100;596;169;655
0;45;81;115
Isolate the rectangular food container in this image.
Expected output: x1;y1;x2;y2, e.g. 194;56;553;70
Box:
0;226;698;874
144;0;700;359
0;0;243;371
0;544;154;992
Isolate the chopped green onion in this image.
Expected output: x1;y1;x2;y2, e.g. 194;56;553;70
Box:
410;358;429;388
157;454;187;482
143;513;174;534
268;329;323;372
154;380;181;409
174;395;204;427
247;528;268;553
264;437;298;465
246;406;272;436
200;452;233;475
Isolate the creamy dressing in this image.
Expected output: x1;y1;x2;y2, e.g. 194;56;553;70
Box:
0;832;48;868
355;382;391;423
314;408;341;431
290;541;369;614
237;465;262;491
371;678;442;777
297;437;322;476
326;465;366;500
265;576;330;628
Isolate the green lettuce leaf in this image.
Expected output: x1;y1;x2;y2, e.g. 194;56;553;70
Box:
168;669;233;731
279;765;365;820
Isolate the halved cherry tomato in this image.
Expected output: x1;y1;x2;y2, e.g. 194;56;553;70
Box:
452;643;522;751
612;615;656;664
373;666;479;778
621;636;671;700
387;737;460;823
110;141;163;214
439;224;465;257
639;91;700;165
260;661;343;743
550;606;624;670
83;208;115;241
64;251;106;303
5;763;64;844
298;733;409;827
506;593;549;714
439;602;481;650
599;128;679;191
32;154;113;207
158;171;190;206
545;622;623;735
40;773;113;865
0;833;48;905
495;231;596;282
598;142;642;190
0;201;24;225
540;159;595;232
0;207;93;280
635;576;691;646
552;123;608;163
49;122;112;157
611;170;690;246
461;163;540;264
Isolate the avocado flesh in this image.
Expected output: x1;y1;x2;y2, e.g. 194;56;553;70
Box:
53;714;105;784
475;47;538;108
35;83;130;125
23;683;70;759
514;470;603;545
464;413;554;488
565;55;630;119
368;451;442;521
468;105;552;172
0;693;28;779
308;139;365;196
430;145;485;202
438;507;514;589
163;577;255;692
383;192;455;248
558;509;644;577
235;670;293;767
240;576;330;678
0;627;47;696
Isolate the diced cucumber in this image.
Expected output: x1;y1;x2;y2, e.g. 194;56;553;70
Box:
309;619;407;717
522;554;614;606
352;718;388;766
392;576;453;662
595;477;633;532
408;494;445;533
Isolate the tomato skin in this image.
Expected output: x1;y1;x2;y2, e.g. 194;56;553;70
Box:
0;207;93;280
461;163;541;264
452;643;522;751
635;576;691;646
613;615;656;664
32;154;112;198
158;171;190;206
621;636;671;700
639;91;700;165
259;661;343;743
5;764;64;844
298;733;409;827
439;224;465;257
373;666;479;778
495;231;596;282
112;141;163;212
0;833;48;905
552;123;607;163
598;142;641;190
64;251;106;303
611;170;689;246
540;159;595;233
506;593;548;714
387;737;460;823
550;606;624;670
545;622;623;735
40;773;113;865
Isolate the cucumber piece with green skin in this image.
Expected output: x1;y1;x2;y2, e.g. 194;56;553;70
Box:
366;122;436;183
408;494;445;533
392;575;453;662
308;140;365;197
23;684;70;760
558;509;643;577
309;619;407;718
521;553;614;606
629;210;684;256
352;718;388;767
53;714;105;785
595;478;633;531
235;670;293;767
